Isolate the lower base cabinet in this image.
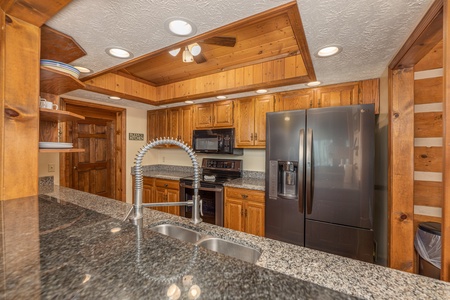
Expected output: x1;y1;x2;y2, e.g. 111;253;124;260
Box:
132;176;180;216
224;187;265;237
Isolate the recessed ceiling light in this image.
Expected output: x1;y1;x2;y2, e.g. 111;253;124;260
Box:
185;100;194;104
109;96;121;100
105;47;133;59
316;46;342;57
306;81;322;87
256;89;268;94
165;18;197;37
216;96;227;100
73;66;92;73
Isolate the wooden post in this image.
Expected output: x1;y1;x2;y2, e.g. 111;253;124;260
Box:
441;0;450;282
0;12;40;200
388;67;415;272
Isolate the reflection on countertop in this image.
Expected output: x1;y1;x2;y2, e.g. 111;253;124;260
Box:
2;190;357;299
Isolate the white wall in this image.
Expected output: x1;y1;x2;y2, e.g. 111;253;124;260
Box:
38;152;60;183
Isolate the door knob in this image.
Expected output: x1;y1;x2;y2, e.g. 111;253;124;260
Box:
73;166;77;170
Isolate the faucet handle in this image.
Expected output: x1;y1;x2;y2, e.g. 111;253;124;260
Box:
199;198;203;217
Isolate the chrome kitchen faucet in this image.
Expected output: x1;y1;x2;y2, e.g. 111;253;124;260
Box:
124;137;202;226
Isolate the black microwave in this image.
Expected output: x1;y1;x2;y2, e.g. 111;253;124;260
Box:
193;128;243;155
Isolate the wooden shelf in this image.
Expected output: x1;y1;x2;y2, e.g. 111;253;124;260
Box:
40;66;85;95
39;148;85;153
40;108;85;122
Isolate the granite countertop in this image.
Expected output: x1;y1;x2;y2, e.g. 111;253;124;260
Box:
8;185;448;299
223;178;265;191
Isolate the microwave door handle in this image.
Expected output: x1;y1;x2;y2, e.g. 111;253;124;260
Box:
298;129;305;213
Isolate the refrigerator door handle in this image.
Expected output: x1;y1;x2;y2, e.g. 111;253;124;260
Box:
306;128;313;214
298;129;305;213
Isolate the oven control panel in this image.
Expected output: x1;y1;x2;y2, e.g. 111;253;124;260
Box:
203;158;242;172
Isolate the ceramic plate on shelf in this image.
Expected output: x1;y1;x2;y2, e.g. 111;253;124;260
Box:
39;142;73;149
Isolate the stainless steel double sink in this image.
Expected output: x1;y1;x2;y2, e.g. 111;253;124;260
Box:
149;224;261;264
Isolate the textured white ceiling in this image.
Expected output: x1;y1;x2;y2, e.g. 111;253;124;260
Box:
52;0;434;109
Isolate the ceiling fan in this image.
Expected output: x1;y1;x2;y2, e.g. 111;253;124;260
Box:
169;36;236;64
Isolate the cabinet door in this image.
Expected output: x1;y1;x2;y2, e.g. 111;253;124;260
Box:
277;90;314;111
147;109;167;142
213;100;233;127
194;103;213;128
155;187;169;213
166;188;180;216
253;95;274;147
245;201;265;237
167;108;181;140
225;198;244;232
315;83;359;108
180;106;193;146
234;98;255;147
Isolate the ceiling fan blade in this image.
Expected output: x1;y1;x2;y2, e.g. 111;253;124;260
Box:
194;53;207;64
201;36;236;47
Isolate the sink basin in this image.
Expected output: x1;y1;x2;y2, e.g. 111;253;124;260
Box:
197;237;261;264
149;224;203;243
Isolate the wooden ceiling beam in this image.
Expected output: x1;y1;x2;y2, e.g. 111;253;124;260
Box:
0;0;73;27
389;0;443;70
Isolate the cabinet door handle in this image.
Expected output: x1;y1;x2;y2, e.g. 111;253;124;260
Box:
241;194;248;199
164;184;168;187
250;133;253;141
241;208;244;217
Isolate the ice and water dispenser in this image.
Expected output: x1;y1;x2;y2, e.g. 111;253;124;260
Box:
268;160;298;199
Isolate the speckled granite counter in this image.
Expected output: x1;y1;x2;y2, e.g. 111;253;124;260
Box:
133;164;194;180
5;185;447;299
224;177;265;191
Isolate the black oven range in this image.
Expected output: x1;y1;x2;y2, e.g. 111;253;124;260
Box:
179;158;243;226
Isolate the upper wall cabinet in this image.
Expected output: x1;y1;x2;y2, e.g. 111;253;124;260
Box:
167;106;193;146
234;95;275;148
193;100;234;129
147;109;167;144
276;79;380;113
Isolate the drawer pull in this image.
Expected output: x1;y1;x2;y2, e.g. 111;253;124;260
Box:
241;194;248;199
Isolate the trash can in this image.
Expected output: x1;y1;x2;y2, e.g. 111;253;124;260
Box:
414;222;441;279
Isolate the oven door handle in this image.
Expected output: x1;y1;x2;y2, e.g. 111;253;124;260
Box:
180;182;223;192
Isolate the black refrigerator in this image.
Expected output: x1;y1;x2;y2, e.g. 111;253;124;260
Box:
265;104;374;263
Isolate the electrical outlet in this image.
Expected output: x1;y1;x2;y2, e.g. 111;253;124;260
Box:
162;156;166;163
48;163;55;172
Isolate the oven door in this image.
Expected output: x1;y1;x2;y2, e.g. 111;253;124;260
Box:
179;181;224;226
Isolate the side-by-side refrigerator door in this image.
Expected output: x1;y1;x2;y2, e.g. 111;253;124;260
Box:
304;104;375;262
265;110;306;246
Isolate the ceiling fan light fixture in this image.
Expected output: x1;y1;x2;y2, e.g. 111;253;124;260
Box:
182;47;194;63
165;18;197;37
169;48;181;56
316;45;342;57
188;43;202;56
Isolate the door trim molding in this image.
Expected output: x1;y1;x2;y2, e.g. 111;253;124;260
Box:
59;98;126;201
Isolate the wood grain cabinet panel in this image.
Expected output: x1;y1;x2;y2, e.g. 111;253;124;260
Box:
314;82;359;108
147;109;167;146
193;100;233;129
132;177;179;216
235;95;275;148
224;187;265;236
277;90;314;111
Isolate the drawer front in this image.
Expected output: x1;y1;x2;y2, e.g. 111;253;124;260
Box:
155;179;179;190
226;187;265;203
142;176;155;186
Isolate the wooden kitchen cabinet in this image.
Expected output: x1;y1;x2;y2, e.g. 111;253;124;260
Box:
235;95;275;148
155;179;180;215
314;82;359;108
167;106;193;146
224;187;265;237
276;89;315;111
147;109;167;146
132;176;180;216
193;100;234;129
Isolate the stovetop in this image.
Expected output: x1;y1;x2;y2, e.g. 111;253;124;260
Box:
180;158;243;186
